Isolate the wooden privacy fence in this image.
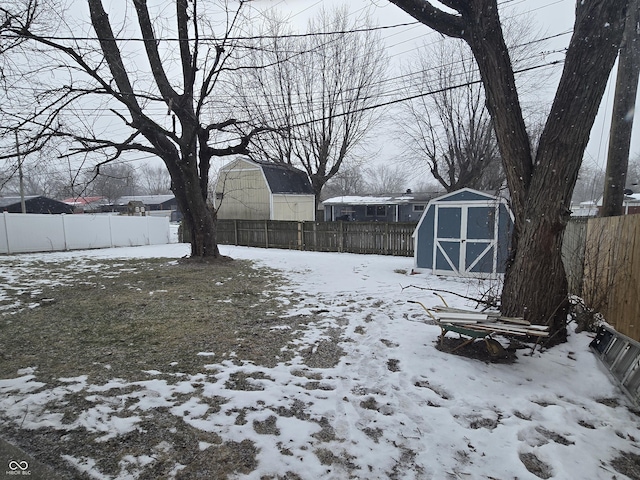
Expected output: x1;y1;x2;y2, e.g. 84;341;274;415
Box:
582;214;640;342
217;220;416;256
217;218;591;264
214;216;640;340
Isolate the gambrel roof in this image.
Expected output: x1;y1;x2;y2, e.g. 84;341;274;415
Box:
252;160;314;195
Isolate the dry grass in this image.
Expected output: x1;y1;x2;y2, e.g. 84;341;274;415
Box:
1;258;307;383
0;256;315;478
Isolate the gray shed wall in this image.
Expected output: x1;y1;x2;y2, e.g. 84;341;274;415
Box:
414;189;513;275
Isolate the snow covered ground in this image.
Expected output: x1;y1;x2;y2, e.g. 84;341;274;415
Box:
1;243;639;479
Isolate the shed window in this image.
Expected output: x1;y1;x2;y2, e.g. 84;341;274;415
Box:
366;205;386;216
413;204;425;212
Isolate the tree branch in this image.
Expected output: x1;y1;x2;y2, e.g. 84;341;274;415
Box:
176;0;195;98
386;0;465;38
133;0;180;106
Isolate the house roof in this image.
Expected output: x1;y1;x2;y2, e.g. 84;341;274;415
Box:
254;160;314;195
0;195;74;214
595;193;640;207
323;192;441;206
62;196;105;206
115;195;176;206
0;195;39;208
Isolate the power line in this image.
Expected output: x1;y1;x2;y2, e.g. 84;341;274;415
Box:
0;21;422;44
216;59;566;138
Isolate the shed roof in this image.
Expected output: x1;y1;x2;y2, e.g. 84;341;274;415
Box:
253;160;314;195
429;188;503;203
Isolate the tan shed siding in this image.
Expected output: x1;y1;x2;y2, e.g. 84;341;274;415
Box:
216;165;271;220
271;195;315;221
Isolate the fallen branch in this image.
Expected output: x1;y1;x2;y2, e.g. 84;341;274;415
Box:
401;285;499;309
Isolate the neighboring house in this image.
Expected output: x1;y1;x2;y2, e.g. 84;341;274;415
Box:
413;188;513;277
62;196;107;213
571;193;640;217
322;191;442;223
596;193;640;215
570;200;598;217
106;195;181;221
0;195;74;214
214;157;315;221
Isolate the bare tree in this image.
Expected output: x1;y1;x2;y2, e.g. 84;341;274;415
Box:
321;162;368;200
627;154;640;190
388;0;630;340
397;41;503;192
572;162;605;205
233;6;387;212
139;163;171;195
0;1;36;62
364;164;409;195
2;0;264;257
86;163;137;204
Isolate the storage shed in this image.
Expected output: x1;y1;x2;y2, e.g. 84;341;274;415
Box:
413;188;513;277
214;157;315;221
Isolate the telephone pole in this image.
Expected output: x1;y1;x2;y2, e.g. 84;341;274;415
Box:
14;129;26;214
601;0;640;217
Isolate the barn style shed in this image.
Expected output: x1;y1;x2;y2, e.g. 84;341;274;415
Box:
215;157;315;221
413;188;513;277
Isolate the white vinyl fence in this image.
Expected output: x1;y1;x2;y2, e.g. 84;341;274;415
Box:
0;213;171;254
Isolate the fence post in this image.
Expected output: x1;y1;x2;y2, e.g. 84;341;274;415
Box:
264;220;269;249
108;214;114;247
313;222;317;251
3;212;11;254
234;219;238;245
62;214;68;251
297;221;303;250
385;222;390;255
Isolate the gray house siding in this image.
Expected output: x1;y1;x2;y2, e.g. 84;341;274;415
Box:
323;193;438;223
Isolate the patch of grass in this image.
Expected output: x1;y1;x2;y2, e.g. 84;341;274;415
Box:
519;452;553;479
611;451;640;479
0;258;306;384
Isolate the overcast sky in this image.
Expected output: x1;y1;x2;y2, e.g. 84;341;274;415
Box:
252;0;639;174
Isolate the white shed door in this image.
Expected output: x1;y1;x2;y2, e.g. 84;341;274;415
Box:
433;204;498;276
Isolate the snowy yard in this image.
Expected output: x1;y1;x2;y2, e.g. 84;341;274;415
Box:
0;244;639;479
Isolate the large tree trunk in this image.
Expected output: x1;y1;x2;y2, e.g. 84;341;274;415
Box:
166;156;220;258
500;0;629;338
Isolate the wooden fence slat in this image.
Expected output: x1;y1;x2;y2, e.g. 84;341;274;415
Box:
583;214;640;341
216;219;417;257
